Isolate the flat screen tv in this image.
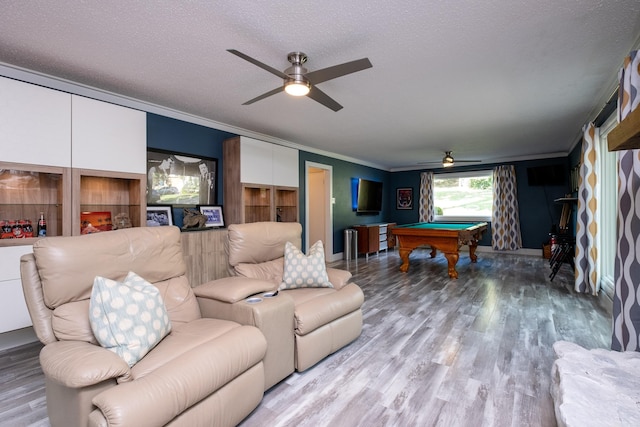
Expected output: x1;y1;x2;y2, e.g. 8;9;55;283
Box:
356;178;383;213
527;164;565;186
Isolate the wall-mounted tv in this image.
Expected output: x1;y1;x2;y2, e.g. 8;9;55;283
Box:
527;164;565;186
356;178;383;213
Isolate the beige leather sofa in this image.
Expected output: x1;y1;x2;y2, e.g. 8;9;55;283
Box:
218;222;365;375
20;227;267;427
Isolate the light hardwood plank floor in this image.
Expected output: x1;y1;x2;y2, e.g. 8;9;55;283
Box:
0;249;611;427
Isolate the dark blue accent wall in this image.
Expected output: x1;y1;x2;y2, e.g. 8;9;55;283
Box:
386;159;571;249
298;151;389;252
146;113;234;226
514;158;570;248
388;167;492;246
145;112;572;252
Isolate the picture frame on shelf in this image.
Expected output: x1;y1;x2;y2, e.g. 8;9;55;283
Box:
80;211;113;234
147;149;217;206
146;205;174;227
396;187;413;210
198;205;224;228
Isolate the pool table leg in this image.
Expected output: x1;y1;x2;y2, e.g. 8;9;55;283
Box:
429;247;437;258
398;248;412;272
444;252;459;279
469;241;479;263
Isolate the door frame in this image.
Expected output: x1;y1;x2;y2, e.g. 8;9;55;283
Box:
305;161;334;260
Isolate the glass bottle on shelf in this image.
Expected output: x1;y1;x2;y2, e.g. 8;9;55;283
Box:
37;212;47;237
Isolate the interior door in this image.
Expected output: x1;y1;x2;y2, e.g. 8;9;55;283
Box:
305;162;333;260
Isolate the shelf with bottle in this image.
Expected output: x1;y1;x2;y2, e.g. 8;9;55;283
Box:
0;162;71;246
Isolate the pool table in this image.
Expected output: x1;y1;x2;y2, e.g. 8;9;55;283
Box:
391;222;488;278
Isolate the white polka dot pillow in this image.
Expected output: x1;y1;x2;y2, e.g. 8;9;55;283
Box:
280;240;334;290
89;271;171;367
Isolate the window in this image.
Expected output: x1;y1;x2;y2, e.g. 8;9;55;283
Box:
433;170;493;222
597;114;618;298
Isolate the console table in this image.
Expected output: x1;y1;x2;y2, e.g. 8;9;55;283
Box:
353;223;396;259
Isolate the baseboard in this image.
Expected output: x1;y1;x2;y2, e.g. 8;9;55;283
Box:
0;327;38;352
474;245;542;257
332;245;543;262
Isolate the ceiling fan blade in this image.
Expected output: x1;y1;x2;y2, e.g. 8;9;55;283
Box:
242;87;283;105
227;49;289;80
306;86;343;111
305;58;372;84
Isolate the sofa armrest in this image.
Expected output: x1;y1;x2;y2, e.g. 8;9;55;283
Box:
194;276;276;303
197;290;295;390
327;267;352;290
40;341;130;388
91;326;266;427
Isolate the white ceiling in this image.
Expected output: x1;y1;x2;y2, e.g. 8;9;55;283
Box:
1;1;639;171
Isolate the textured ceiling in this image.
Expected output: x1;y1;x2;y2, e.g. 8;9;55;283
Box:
1;1;639;170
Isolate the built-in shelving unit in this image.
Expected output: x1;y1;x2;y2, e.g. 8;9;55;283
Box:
242;184;272;223
0;162;71;246
275;187;298;223
0;74;147;336
72;169;146;235
224;136;299;225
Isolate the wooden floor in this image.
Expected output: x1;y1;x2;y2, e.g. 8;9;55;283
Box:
0;249;611;427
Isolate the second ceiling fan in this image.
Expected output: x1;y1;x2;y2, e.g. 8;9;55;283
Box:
228;49;372;112
420;151;482;168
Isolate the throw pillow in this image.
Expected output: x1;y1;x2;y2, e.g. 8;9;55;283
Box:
89;271;171;367
280;240;333;290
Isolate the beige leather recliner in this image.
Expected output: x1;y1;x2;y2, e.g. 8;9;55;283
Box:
20;226;267;427
221;222;365;373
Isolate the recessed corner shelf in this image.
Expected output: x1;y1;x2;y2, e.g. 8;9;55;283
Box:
554;197;578;203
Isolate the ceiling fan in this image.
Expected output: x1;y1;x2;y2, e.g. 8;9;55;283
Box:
419;151;482;168
228;49;372;112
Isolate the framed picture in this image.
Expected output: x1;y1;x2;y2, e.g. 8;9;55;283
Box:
396;188;413;210
146;205;174;227
198;205;224;227
80;211;113;234
147;149;217;206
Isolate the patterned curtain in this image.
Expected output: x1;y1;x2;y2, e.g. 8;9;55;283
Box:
612;50;640;352
419;171;434;222
574;123;599;294
491;165;522;250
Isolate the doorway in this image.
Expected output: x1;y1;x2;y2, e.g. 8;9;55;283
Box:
305;162;333;260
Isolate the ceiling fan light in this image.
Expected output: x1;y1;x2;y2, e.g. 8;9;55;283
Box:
442;153;453;168
442;151;455;167
284;80;310;96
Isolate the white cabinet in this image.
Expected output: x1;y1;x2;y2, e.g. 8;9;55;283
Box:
239;136;298;187
273;144;299;187
71;95;147;173
224;136;299;225
379;224;388;251
0;79;148;335
0;76;71;167
240;137;274;185
0;245;34;333
70;96;147;235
